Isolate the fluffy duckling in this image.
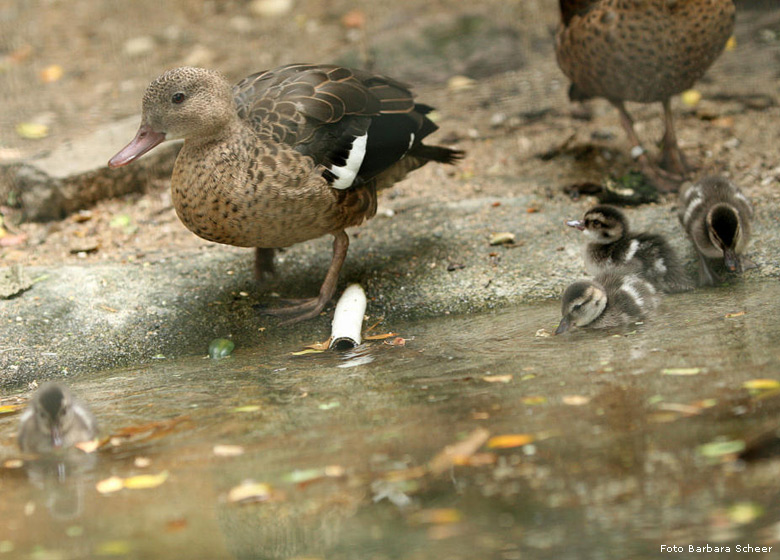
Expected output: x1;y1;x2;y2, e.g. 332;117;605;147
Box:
555;271;659;334
566;205;691;293
17;382;98;455
555;0;735;191
678;175;753;286
109;64;462;324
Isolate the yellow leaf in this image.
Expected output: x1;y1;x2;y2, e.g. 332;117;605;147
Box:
94;540;132;556
725;311;746;318
681;89;701;107
15;122;49;139
725;36;737;51
521;395;547;405
96;476;124;494
562;395;590;406
364;332;399;340
661;367;702;376
122;470;169;489
487;434;535;449
39;64;63;83
482;374;512;383
290;348;324;356
213;444;245;457
232;405;261;413
227;481;272;504
743;379;780;390
0;404;22;415
413;508;463;524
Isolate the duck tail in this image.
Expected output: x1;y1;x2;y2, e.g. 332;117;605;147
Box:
410;144;464;165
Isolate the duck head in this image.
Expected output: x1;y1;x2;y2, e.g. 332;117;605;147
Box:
109;67;235;168
567;205;627;244
706;203;741;271
555;279;607;334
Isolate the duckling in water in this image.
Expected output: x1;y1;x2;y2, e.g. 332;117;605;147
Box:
678;175;753;286
109;64;462;324
566;204;691;293
555;271;660;334
555;0;735;191
17;382;98;455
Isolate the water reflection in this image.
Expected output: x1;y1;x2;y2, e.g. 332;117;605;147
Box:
1;281;780;558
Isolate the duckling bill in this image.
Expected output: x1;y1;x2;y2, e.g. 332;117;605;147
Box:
566;204;691;293
678;175;753;286
556;272;659;334
18;382;98;455
109;64;462;324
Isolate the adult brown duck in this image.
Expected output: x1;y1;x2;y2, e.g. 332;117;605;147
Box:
555;0;735;191
109;64;462;324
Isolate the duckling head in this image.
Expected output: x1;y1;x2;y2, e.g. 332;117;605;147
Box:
23;382;82;450
555;280;608;334
109;67;234;168
567;205;627;245
706;203;741;271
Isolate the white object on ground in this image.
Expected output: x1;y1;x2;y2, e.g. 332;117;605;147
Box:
329;284;367;350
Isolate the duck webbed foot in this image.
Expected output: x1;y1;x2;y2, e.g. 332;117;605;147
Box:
259;231;349;326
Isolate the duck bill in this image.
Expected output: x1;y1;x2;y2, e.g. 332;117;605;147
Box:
565;220;585;231
108;125;166;168
723;248;740;272
51;424;63;449
555;316;572;335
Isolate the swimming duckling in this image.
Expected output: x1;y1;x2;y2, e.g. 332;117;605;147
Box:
566;205;691;293
555;272;659;334
678;175;753;286
17;382;98;455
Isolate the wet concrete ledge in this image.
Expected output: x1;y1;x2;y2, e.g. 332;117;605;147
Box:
1;191;777;388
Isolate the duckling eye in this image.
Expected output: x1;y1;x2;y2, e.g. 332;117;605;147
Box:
171;92;186;104
60;405;69;416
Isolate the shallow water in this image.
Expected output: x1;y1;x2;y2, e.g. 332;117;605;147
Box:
2;281;780;560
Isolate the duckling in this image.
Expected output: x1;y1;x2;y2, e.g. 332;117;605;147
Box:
555;271;659;334
17;382;98;455
678;175;753;286
109;64;462;324
555;0;735;191
566;205;691;293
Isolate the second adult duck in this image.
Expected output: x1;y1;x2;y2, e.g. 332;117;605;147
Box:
109;64;462;323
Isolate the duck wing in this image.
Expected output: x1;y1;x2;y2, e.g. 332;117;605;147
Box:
233;63;434;189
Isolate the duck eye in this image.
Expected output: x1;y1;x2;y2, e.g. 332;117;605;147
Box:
171;92;186;104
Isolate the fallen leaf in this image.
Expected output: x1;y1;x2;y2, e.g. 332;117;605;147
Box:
290;348;324;356
535;328;552;338
0;404;22;415
104;416;191;445
94;540;132;556
521;396;547;405
744;379;780;391
562;395;590;406
681;89;702;107
429;428;490;475
134;457;151;468
96;476;124;494
725;311;746;318
487;434;535;449
656;402;704;416
526;207;540;213
39;65;63;83
233;405;261;413
447;75;475;92
3;459;24;469
122;470;169;490
412;508;462;525
482;374;512;383
304;338;331;350
213;444;245;457
489;232;515;246
341;9;365;28
227;480;272;504
74;439;100;454
318;402;340;410
697;439;745;458
661;367;702;376
728;502;763;525
725;36;737;51
15;122;48;139
363;332;399;341
165;518;188;532
452;452;496;467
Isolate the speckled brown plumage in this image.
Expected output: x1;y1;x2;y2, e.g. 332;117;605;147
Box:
556;0;735;191
109;64;461;323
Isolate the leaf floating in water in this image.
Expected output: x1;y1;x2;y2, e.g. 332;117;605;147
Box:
233;405;261;413
74;438;100;454
3;459;24;469
744;379;780;391
697;439;745;458
661;367;702;376
728;502;764;525
725;35;737;51
104;416;192;447
290;348;323;356
122;470;169;490
725;311;746;318
364;332;399;341
521;396;547;405
0;404;22;415
562;395;590;406
96;476;124;495
412;508;463;525
482;374;512;383
15;122;49;139
681;89;702;107
429;428;490;475
208;338;235;359
39;64;63;83
94;540;132;556
487;434;535;449
318;402;340;411
213;444;245;457
227;480;272;504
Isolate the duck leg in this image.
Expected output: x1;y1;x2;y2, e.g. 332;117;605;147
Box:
612;100;680;193
261;231;349;325
696;251;720;287
660;98;690;178
254;248;276;280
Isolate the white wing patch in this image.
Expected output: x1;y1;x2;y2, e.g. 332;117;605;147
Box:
654;258;667;274
620;277;644;307
329;133;368;190
682;196;702;227
624;239;640;262
407;132;415;151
